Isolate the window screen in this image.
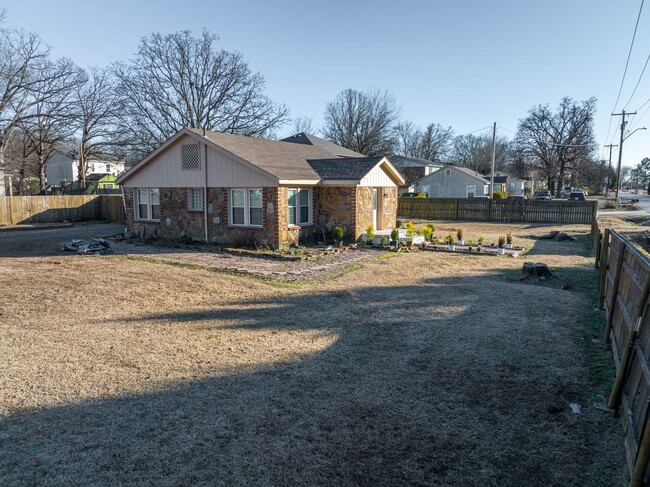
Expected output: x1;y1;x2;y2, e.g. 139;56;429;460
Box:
181;144;200;170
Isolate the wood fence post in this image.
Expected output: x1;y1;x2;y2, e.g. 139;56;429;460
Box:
455;199;459;220
605;240;627;342
609;274;650;410
598;229;610;310
630;400;650;487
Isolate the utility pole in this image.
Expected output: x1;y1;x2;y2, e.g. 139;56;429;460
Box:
490;122;496;198
604;143;618;197
612;110;636;205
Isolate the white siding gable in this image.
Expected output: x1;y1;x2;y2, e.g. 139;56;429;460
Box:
415;168;489;198
359;163;397;187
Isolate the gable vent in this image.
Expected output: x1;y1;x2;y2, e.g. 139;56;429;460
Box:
181;144;200;170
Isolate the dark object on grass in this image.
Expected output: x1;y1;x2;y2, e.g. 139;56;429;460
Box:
519;262;568;289
63;238;114;255
539;231;578;241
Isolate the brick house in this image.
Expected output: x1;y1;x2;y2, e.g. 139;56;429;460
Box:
116;128;405;248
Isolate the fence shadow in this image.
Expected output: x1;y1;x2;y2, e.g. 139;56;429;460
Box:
1;269;620;486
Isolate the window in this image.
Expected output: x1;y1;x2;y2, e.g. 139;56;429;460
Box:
230;189;263;227
181;144;200;170
466;185;476;198
136;188;160;221
188;188;204;211
288;188;311;225
106;164;112;172
445;169;451;176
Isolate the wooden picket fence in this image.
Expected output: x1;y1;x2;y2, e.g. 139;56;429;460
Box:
0;195;125;226
596;228;650;486
398;197;598;225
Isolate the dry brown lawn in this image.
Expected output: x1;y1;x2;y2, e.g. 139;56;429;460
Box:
0;222;627;486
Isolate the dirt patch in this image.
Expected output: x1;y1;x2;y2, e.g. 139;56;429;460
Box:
0;222;627;486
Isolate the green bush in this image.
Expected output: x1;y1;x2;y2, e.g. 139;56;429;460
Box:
445;234;454;245
366;225;375;243
396;219;402;228
405;220;415;236
456;228;463;242
390;229;399;242
498;235;506;248
478;236;485;246
422;226;433;241
333;226;344;241
605;200;616;209
492;190;509;199
506;233;512;244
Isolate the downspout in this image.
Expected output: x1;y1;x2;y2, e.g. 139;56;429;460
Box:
203;141;209;243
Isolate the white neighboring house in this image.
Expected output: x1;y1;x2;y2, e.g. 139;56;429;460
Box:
412;165;490;198
45;151;127;186
494;171;526;195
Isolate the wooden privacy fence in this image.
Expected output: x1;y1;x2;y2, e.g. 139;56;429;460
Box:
598;229;650;486
398;197;598;225
0;195;124;226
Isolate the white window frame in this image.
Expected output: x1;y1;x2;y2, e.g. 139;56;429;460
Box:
135;188;160;221
288;188;312;226
188;188;204;211
230;188;263;227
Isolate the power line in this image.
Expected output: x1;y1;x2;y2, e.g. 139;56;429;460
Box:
466;125;492;135
623;51;650;109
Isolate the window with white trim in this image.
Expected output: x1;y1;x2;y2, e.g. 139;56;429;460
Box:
466;184;476;198
136;188;160;221
288;188;311;225
188;188;204;211
230;189;263;227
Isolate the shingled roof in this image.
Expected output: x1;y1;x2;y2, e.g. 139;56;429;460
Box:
389;155;441;169
280;132;365;158
307;157;384;180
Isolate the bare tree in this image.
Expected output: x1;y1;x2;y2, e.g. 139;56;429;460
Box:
291;116;316;135
75;67;123;184
516;97;596;195
451;133;509;174
17;58;85;190
322;88;399;156
417;123;454;162
113;30;289;157
394;121;420;157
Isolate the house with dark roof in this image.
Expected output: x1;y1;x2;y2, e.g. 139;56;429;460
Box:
388;155;442;190
116;128;405;248
484;174;509;193
411;165;489;198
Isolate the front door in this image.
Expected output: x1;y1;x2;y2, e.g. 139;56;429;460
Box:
373;189;378;230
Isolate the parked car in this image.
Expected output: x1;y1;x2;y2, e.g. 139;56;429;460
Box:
399;192;428;198
506;195;528;201
534;190;552;200
473;195;490;199
568;191;586;201
560;187;574;197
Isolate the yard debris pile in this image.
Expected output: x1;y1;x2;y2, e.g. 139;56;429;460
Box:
63;238;114;255
539;231;578;241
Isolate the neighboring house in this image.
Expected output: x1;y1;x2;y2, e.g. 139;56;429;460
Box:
411;165;489;198
484;175;509;193
45;151;127;186
116;128;405;248
388;155;442;192
84;173;118;193
493;171;526;195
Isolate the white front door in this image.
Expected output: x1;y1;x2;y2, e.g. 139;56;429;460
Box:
373;189;378;229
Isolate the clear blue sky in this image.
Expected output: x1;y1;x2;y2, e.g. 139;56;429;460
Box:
3;0;650;168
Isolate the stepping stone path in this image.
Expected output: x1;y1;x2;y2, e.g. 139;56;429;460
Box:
113;241;381;282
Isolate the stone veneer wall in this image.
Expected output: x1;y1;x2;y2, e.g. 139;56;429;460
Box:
355;187;398;238
355;187;375;238
312;186;356;241
381;187;398;230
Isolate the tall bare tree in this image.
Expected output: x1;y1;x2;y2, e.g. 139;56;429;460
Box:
291;116;316;135
451;133;509;174
18;58;85;190
113;30;289;157
417;123;454;162
75;67;123;184
322;88;399;156
516;97;596;195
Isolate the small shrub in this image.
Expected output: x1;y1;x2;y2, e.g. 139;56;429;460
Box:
506;233;512;244
456;228;463;242
390;228;399;242
426;223;435;233
366;225;375;243
604;200;616;209
333;226;345;241
405;220;415;236
432;236;439;245
422;226;433;241
478;236;485;246
396;219;403;228
230;230;261;248
492;190;508;199
468;239;473;247
498;235;506;248
380;235;387;245
445;234;454;245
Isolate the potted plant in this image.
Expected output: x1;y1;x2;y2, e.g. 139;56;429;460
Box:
446;234;455;251
380;235;387;247
477;236;484;252
390;228;400;248
366;225;375;245
422;225;433;242
497;235;506;255
456;228;464;245
396;219;403;229
467;239;473;252
506;232;513;249
333;226;345;247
